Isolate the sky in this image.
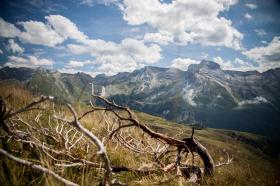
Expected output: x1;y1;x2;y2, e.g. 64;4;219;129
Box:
0;0;280;76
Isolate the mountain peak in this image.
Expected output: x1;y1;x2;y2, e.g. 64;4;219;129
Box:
200;60;220;70
143;66;166;71
188;60;220;73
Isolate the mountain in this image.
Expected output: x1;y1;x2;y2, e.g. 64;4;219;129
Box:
1;60;280;141
0;67;93;103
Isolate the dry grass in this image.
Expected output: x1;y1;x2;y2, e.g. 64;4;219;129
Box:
0;81;279;186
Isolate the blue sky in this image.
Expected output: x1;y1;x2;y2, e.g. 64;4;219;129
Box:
0;0;280;76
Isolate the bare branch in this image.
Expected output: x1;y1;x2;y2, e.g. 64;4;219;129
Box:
91;95;216;175
215;152;233;168
0;148;78;186
55;104;112;186
6;96;53;119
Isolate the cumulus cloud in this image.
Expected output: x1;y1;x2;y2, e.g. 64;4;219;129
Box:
96;54;139;75
67;44;90;54
0;15;162;75
62;60;95;75
121;38;161;63
67;38;162;75
244;13;253;20
245;3;257;9
61;56;138;76
59;67;83;74
65;60;94;68
213;56;254;71
29;56;53;66
254;29;267;37
68;38;162;64
0;18;21;38
243;36;280;72
144;32;173;45
4;55;53;68
45;15;88;42
0;15;87;47
119;0;243;50
171;58;200;70
18;20;65;47
68;60;85;67
6;39;24;53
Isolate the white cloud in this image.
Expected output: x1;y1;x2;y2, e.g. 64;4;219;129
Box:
245;3;257;9
68;38;162;64
4;55;53;68
121;38;161;63
61;55;139;76
0;49;3;55
171;58;200;70
66;60;94;68
119;0;243;50
67;44;90;54
0;15;88;47
144;32;173;45
59;67;82;74
0;15;163;75
18;20;65;47
45;15;88;42
244;13;253;20
0;18;21;38
96;54;139;75
29;56;53;66
67;38;162;75
6;39;24;53
243;36;280;72
80;0;119;6
0;15;161;75
61;60;88;75
254;29;267;37
68;60;85;67
213;56;254;71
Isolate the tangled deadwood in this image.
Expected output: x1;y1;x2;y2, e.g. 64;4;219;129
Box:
0;93;233;185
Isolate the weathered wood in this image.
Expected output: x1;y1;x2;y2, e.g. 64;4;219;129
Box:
93;95;215;175
183;137;215;175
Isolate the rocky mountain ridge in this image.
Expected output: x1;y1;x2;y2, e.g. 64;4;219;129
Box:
1;60;280;140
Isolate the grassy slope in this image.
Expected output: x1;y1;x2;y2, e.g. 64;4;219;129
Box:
0;80;279;186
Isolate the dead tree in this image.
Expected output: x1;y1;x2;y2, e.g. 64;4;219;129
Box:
87;95;218;177
54;104;112;186
0;93;232;185
0;95;113;186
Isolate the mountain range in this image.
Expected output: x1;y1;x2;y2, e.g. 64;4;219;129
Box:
1;60;280;141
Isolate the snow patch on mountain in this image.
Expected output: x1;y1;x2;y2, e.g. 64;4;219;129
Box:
182;85;197;106
238;96;269;106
